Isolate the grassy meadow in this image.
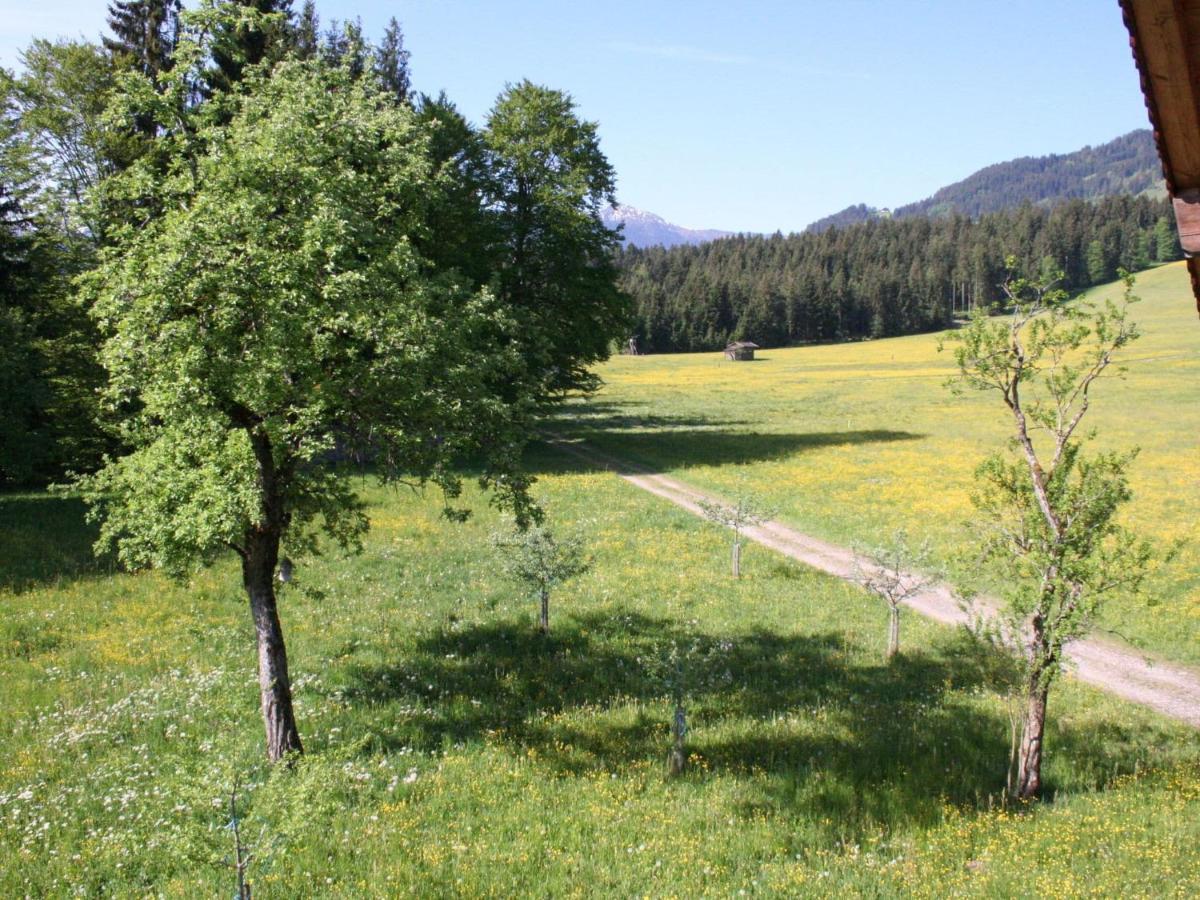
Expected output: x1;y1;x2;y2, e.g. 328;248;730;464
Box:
3;264;1200;896
4;439;1200;896
572;260;1200;665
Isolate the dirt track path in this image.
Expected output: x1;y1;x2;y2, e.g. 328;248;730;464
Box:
547;435;1200;728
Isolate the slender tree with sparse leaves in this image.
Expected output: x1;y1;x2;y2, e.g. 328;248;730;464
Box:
698;485;775;578
852;529;937;661
491;522;590;634
943;259;1157;799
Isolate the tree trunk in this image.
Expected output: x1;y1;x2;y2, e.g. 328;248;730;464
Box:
539;588;550;634
732;540;741;578
667;703;687;776
244;532;303;762
1014;677;1049;800
886;604;900;660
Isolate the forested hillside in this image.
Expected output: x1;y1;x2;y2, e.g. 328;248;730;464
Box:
807;129;1162;233
620;195;1178;353
804;203;883;233
899;129;1163;218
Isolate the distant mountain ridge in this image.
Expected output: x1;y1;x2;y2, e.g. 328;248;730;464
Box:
601;204;734;249
806;129;1164;232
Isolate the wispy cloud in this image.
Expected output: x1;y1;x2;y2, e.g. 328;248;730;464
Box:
604;41;756;67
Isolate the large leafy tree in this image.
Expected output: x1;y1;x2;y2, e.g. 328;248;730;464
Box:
1;55;112;484
484;81;629;397
414;91;497;289
11;39;133;235
81;30;535;760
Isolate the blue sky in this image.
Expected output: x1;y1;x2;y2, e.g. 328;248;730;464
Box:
0;1;1153;233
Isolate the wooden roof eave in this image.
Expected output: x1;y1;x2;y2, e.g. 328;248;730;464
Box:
1121;0;1200;311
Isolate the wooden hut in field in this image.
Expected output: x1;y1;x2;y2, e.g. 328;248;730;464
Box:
1121;0;1200;310
724;341;759;361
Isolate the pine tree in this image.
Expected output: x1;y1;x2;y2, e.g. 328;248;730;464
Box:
375;18;411;104
0;176;44;484
1154;216;1180;262
209;1;295;93
1085;239;1109;285
1132;229;1152;271
103;0;181;78
321;19;366;79
292;0;318;59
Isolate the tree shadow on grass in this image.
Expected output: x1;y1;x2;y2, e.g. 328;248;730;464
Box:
542;400;751;434
533;398;925;475
527;429;923;476
0;492;107;593
338;609;1180;840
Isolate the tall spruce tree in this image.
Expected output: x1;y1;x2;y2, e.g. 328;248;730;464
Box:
375;18;411;104
1154;216;1180;262
0;170;44;484
209;0;295;93
3;49;112;483
320;18;366;79
292;0;319;59
1085;239;1109;285
103;0;181;78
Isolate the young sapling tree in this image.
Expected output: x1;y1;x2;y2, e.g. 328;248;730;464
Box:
852;529;936;661
641;636;735;777
664;641;689;776
491;522;590;634
225;779;262;900
698;483;776;578
943;261;1156;799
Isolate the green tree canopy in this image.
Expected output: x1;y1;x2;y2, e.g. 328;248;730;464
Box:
81;39;537;759
944;263;1155;799
484;80;629;396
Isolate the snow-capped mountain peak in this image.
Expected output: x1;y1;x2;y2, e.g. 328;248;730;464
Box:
601;204;734;248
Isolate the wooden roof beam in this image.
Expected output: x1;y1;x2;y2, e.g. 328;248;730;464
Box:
1122;0;1200;307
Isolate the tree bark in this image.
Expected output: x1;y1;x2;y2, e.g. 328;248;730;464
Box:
886;604;900;660
244;530;303;763
233;418;303;762
667;703;687;776
539;588;550;634
732;540;741;578
1014;675;1049;800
